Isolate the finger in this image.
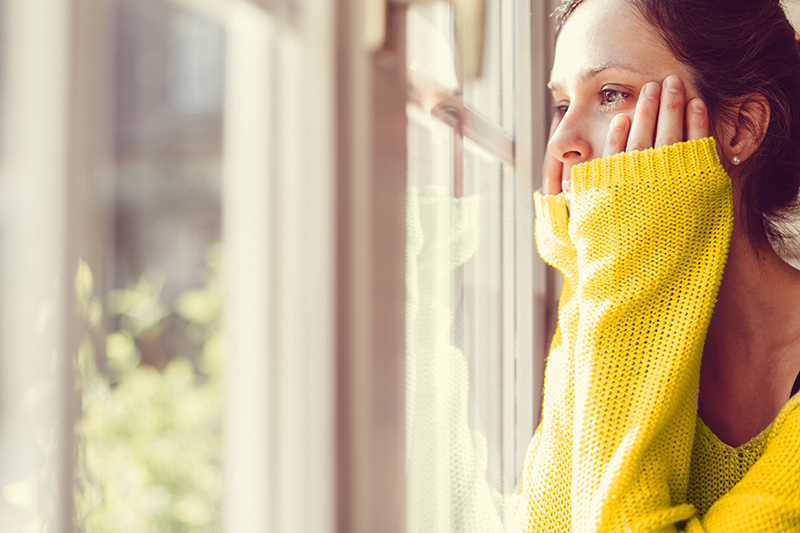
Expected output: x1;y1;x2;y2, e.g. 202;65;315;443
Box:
543;149;564;195
654;75;685;148
543;114;564;195
686;98;710;141
603;114;631;157
626;82;661;152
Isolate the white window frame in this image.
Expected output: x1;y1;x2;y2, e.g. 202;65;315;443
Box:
0;0;558;530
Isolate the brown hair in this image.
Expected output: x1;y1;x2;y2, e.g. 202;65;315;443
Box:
557;0;800;249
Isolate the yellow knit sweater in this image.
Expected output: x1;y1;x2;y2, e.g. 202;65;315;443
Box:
513;138;800;532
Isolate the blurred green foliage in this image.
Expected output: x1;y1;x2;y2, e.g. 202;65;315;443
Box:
74;244;223;532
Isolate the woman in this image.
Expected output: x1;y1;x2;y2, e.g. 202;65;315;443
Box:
513;0;800;531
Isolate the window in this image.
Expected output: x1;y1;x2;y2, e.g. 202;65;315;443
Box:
0;0;562;531
404;1;551;531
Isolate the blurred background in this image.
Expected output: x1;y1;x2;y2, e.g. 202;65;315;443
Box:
0;0;798;532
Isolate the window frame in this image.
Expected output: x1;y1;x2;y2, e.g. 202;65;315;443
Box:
0;0;558;529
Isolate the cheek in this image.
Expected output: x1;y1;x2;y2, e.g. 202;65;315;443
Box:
586;114;619;159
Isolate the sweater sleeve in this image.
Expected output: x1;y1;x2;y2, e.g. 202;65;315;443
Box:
569;137;733;531
512;193;584;532
514;138;734;532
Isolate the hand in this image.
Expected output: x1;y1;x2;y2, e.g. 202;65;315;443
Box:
603;75;710;157
543;112;565;197
542;75;711;207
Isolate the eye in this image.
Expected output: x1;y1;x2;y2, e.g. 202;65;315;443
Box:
432;104;461;127
553;102;569;117
599;88;629;109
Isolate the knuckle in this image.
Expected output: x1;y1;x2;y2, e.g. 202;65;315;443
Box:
665;98;684;112
627;141;649;152
613;136;629;150
655;136;680;147
691;116;709;131
635;104;655;119
605;132;626;151
606;130;624;141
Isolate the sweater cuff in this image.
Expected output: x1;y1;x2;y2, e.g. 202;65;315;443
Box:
533;191;577;278
571;137;724;193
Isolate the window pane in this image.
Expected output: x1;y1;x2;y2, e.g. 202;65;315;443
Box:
461;139;504;490
74;1;224;530
408;104;453;192
405;4;516;532
463;0;506;128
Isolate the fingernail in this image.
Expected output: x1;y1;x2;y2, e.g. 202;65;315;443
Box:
612;114;626;130
645;82;660;99
665;76;682;93
691;99;706;113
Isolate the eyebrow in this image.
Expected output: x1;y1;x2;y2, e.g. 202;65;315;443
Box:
547;61;645;92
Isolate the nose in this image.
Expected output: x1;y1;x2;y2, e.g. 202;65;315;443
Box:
547;111;594;166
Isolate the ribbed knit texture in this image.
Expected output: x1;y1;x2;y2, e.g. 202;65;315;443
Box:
512;138;800;532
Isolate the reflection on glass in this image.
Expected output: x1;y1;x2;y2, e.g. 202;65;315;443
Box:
462;0;502;125
461;139;503;489
405;2;515;531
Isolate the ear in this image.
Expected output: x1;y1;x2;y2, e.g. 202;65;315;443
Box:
725;94;770;164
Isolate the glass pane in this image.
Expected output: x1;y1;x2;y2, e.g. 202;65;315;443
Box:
405;4;515;532
74;1;224;530
408;104;453;192
407;3;458;95
461;138;504;490
463;0;502;126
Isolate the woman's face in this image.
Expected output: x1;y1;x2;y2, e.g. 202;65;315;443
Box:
548;0;698;181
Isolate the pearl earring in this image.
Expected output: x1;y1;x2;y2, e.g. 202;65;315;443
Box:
732;155;741;165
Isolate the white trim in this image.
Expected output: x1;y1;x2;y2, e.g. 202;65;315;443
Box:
514;0;554;480
221;3;337;531
0;0;71;530
221;5;275;531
